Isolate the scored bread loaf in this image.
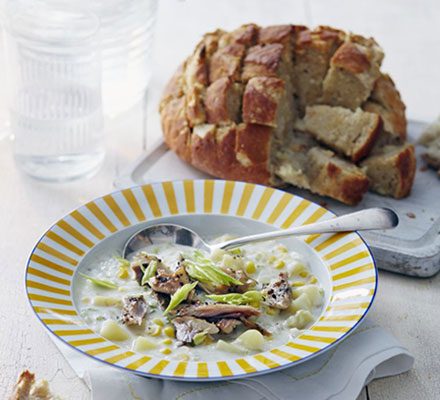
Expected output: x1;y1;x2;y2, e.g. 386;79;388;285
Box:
160;23;416;205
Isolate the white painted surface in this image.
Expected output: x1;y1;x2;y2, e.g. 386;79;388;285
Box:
0;0;439;398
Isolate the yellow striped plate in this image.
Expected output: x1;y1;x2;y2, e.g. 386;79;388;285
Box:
25;180;377;381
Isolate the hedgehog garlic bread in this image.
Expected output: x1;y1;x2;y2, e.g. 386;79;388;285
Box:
159;24;416;205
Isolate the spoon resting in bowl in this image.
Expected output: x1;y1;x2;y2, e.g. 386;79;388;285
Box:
123;207;398;259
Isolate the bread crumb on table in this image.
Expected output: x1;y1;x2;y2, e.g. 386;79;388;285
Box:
10;370;62;400
406;212;416;219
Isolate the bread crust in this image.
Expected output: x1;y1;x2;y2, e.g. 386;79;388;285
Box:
242;43;284;81
161;97;192;163
190;123;273;185
209;43;246;82
353;116;382;161
219;23;259;47
363;74;407;141
205;77;242;125
307;147;370;205
242;77;285;127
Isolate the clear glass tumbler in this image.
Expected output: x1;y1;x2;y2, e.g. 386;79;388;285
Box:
45;0;158;118
3;1;104;181
86;0;158;117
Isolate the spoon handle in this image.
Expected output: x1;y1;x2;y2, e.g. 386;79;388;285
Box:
214;207;398;251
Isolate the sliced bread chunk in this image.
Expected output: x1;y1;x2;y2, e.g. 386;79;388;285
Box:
275;131;369;205
363;74;406;141
360;144;416;198
306;147;370;205
205;77;243;125
363;74;407;152
242;77;286;127
296;105;382;162
418;117;440;174
321;35;383;110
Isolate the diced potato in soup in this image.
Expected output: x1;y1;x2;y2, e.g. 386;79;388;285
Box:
75;237;324;361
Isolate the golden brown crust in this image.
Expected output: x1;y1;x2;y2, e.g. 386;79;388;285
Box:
258;25;295;46
307;147;370;205
296;25;344;47
209;43;246;82
190;123;273;185
242;77;285;127
219;24;259;48
394;145;416;197
352;116;382;162
160;63;184;112
364;74;407;140
184;42;209;88
331;42;371;74
161;97;192;163
205;78;242;125
185;85;205;127
190;125;218;175
323;162;370;205
242;43;284;81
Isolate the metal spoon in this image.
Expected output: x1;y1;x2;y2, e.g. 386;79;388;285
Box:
123;207;398;258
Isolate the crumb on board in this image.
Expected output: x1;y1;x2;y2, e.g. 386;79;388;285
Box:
319;201;328;208
10;370;60;399
406;212;416;219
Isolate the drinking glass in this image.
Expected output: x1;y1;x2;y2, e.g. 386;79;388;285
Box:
3;1;104;181
46;0;158;119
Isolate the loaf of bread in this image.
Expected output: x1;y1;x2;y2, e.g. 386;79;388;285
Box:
160;24;416;204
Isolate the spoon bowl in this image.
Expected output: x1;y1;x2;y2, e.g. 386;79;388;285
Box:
123;207;398;259
123;223;210;258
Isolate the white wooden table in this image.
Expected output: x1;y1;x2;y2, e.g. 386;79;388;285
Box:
1;1;440;398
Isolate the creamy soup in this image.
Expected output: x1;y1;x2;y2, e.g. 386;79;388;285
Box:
76;236;324;361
